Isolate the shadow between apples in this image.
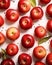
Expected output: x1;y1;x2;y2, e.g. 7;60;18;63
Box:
49;46;52;52
18;24;28;33
19;41;28;52
18;8;28;16
45;10;52;20
0;9;6;13
33;32;40;45
32;53;41;63
47;30;52;36
5;37;13;44
5;17;16;25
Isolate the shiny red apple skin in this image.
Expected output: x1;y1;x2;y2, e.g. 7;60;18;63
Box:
18;0;31;13
47;20;52;32
0;32;5;45
33;46;46;59
34;26;46;38
18;53;32;65
6;27;20;41
35;62;45;65
6;9;20;22
0;16;4;27
30;7;43;20
40;0;51;4
19;16;33;30
46;4;52;17
6;43;19;56
1;59;15;65
0;0;10;9
21;34;35;48
46;53;52;65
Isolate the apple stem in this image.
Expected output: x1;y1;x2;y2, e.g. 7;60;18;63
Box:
1;49;7;60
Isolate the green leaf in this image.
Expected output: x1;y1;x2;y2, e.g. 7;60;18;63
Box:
30;0;36;7
38;36;52;45
1;49;7;60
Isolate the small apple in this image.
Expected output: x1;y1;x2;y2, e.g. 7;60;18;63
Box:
0;32;5;45
0;16;4;27
35;62;45;65
33;46;46;59
6;9;20;22
34;26;46;38
21;34;35;48
1;59;15;65
0;0;10;9
6;27;20;40
19;16;33;30
30;7;43;20
18;53;32;65
6;43;19;56
18;0;31;13
46;52;52;65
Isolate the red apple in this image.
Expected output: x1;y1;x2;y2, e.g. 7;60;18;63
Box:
19;16;33;30
47;20;52;32
46;52;52;65
34;26;46;38
40;0;51;4
18;53;32;65
21;34;35;48
6;43;19;56
35;62;45;65
33;46;46;59
30;7;43;20
0;16;4;27
46;4;52;17
0;0;10;9
6;9;20;22
1;59;15;65
0;32;5;45
18;0;31;13
6;27;20;40
50;40;52;49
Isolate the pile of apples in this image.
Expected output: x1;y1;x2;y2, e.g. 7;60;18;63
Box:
0;0;52;65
